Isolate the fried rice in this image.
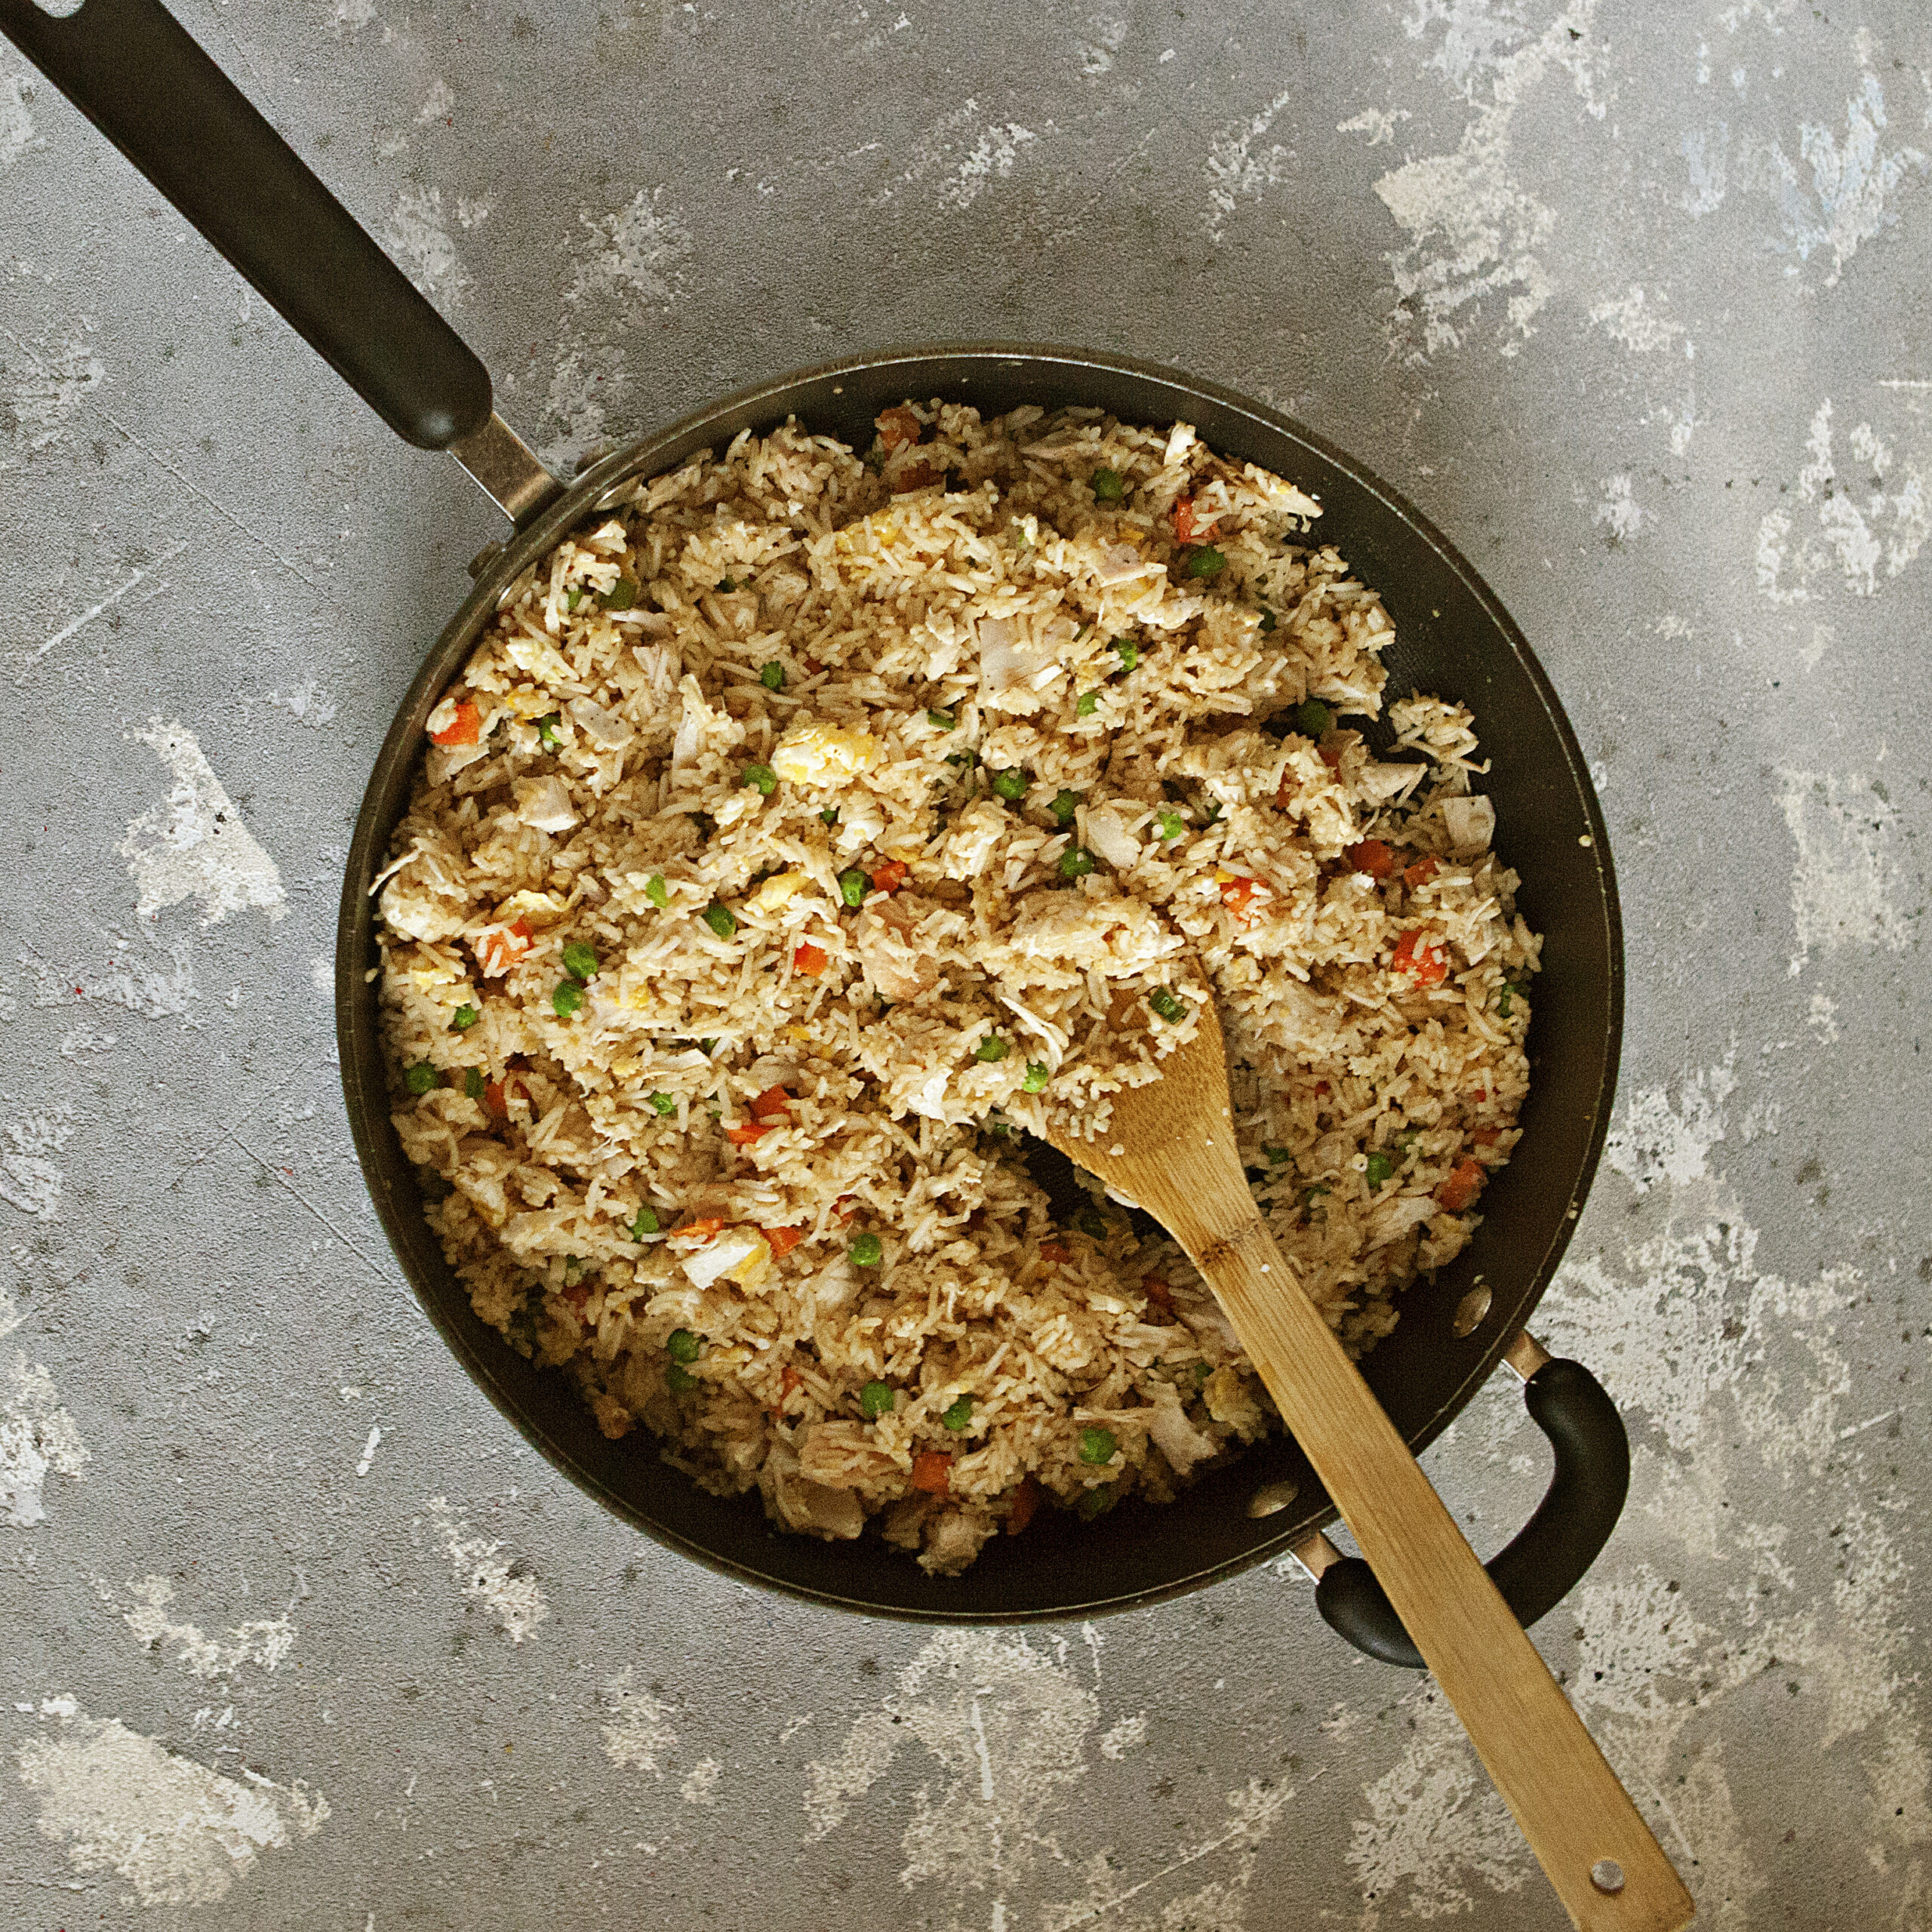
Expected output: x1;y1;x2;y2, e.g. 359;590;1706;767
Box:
376;401;1540;1575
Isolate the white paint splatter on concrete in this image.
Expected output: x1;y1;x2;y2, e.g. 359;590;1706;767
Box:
0;1103;72;1220
2;71;43;171
15;1701;326;1906
354;1425;381;1476
1806;990;1840;1042
544;187;693;451
417;78;455;125
941;122;1038;210
1604;1056;1737;1194
679;1757;721;1805
1681;123;1728;215
1075;18;1127;78
57;1023;116;1058
331;0;376;32
383;186;469;309
808;1631;1288;1929
1589;285;1683;353
0;1349;86;1525
41;933;198;1020
266;676;337;728
1206;89;1296;240
1371;0;1604;362
1593;473;1645;541
569;188;692;311
310;955;333;997
426;1497;548;1644
7;331;103;452
1098;1712;1147;1759
119;718;285;926
1337;106;1409;146
601;1666;677;1774
1343;1681;1531;1915
1775;768;1910;969
1752;72;1928;285
1756;399;1932;601
122;1576;296;1679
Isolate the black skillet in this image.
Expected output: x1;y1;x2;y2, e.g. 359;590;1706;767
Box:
4;0;1631;1651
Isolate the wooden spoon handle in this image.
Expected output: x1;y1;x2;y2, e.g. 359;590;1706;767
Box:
1179;1192;1693;1931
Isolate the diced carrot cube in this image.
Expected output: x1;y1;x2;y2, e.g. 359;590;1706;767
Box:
430;698;481;746
1437;1158;1487;1213
792;941;829;977
765;1224;805;1258
750;1084;792;1119
872;859;909;893
1404;856;1439;889
1346;839;1395;878
724;1122;771;1146
910;1451;953;1495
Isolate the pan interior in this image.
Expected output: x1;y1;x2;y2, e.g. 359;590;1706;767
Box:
338;346;1621;1623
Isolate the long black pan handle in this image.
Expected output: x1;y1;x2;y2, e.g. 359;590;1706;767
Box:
1314;1356;1630;1669
0;0;491;451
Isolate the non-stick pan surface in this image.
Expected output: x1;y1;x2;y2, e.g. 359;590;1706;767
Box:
338;346;1623;1623
2;2;1622;1625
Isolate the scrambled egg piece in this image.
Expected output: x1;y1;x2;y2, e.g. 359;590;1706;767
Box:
771;721;878;786
678;1226;773;1291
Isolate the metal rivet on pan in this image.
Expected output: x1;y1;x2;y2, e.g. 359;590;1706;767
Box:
1590;1860;1626;1895
1246;1480;1299;1518
1452;1284;1492;1338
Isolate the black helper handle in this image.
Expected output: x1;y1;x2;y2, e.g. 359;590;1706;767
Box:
0;0;491;450
1315;1357;1630;1669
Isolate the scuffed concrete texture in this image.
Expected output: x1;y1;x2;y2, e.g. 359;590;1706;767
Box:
3;1;1930;1924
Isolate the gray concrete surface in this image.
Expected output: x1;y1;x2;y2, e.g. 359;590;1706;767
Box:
3;1;1929;1925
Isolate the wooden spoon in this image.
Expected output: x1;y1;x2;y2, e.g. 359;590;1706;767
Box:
1044;1001;1694;1932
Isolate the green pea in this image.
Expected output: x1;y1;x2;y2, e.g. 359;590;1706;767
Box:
667;1328;701;1364
992;766;1029;801
403;1063;436;1096
703;903;737;940
850;1232;883;1267
1364;1151;1395;1189
1050;788;1081;827
974;1036;1010;1063
1059;847;1096;880
1112;637;1139;674
1021;1062;1050;1093
742;763;777;796
561;940;598;983
1078;1426;1117;1466
631;1205;660;1238
942;1395;974;1432
1295;698;1333;739
649;1092;677;1116
1184;546;1226;579
450;1004;478;1032
464;1067;485;1101
860;1379;894;1420
1091;466;1125;502
1077;1484;1118;1520
666;1361;700;1394
552;980;585;1018
760;661;785;691
1149;989;1185;1023
838;868;870;908
1075;691;1098;717
600;577;638;611
645;873;669;909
